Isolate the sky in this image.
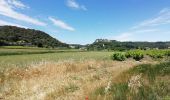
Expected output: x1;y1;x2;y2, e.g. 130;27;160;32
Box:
0;0;170;44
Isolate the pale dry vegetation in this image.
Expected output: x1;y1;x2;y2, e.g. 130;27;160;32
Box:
0;58;156;100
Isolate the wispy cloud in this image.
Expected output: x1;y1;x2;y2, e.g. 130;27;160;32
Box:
111;29;158;41
0;19;27;28
112;32;132;41
0;0;46;26
111;8;170;41
132;8;170;29
66;0;87;11
7;0;29;9
49;17;75;31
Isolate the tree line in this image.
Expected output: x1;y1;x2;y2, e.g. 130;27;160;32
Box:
87;39;170;51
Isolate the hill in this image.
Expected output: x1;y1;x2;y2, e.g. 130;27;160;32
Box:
0;26;69;48
87;39;170;51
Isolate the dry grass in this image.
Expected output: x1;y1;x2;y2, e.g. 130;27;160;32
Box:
0;58;156;100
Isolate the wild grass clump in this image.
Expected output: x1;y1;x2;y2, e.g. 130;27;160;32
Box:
130;62;170;81
92;83;128;100
65;83;80;93
112;52;126;61
90;62;170;100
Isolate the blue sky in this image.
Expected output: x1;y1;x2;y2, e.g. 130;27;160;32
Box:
0;0;170;44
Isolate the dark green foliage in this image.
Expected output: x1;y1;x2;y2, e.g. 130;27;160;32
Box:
37;43;43;48
132;53;144;61
0;40;8;46
165;50;170;56
0;26;69;48
87;39;170;51
112;52;126;61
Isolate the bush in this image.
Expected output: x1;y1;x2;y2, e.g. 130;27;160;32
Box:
146;50;169;58
112;52;126;61
125;51;133;58
165;50;170;56
125;50;144;61
148;52;164;58
132;52;144;61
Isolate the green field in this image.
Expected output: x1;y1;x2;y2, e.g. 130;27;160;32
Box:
0;46;82;56
0;47;113;69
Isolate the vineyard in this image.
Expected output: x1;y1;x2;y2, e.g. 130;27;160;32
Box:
112;49;170;61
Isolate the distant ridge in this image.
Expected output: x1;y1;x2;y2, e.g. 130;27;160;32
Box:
87;39;170;51
0;26;69;48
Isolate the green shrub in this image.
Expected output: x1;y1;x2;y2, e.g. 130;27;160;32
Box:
125;50;144;61
165;50;170;56
125;51;133;58
132;52;144;61
112;52;126;61
146;50;170;58
148;52;164;58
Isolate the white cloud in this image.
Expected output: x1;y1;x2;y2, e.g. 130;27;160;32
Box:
110;8;170;42
112;29;159;41
132;8;170;29
67;0;79;9
0;0;46;26
134;29;158;33
7;0;29;9
112;32;132;41
49;17;75;31
66;0;87;11
81;5;87;11
0;19;27;28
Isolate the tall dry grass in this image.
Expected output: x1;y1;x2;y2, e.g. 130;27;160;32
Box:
0;59;155;100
